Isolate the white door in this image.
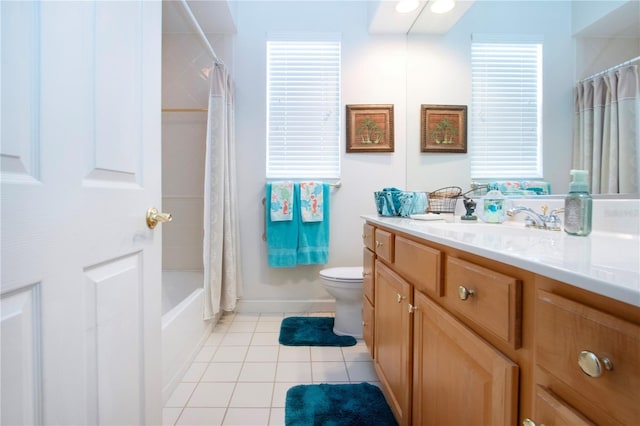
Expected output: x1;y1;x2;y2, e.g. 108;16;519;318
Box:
1;1;163;425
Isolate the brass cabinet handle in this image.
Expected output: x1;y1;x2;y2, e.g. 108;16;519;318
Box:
146;207;172;229
458;285;475;301
523;418;544;426
396;293;405;303
578;350;613;377
408;304;417;314
362;271;371;277
375;240;383;248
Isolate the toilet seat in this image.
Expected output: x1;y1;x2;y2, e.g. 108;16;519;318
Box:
319;267;363;283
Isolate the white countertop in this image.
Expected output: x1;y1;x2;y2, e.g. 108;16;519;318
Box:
362;214;640;307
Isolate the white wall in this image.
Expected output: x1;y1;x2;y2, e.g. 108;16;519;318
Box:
573;0;640;79
406;1;575;194
234;1;407;311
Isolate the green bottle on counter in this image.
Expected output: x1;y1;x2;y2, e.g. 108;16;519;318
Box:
564;169;592;236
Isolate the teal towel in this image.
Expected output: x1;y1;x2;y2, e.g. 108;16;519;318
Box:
297;183;330;265
266;183;299;267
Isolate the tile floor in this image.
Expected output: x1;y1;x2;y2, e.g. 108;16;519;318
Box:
163;312;379;426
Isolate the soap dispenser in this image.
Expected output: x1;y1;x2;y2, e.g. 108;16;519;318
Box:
564;169;592;236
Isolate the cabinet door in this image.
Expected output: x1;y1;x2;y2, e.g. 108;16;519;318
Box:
413;291;519;426
363;247;375;304
363;297;374;358
374;260;412;425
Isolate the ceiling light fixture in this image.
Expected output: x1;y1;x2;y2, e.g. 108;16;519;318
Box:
430;0;455;14
395;0;420;14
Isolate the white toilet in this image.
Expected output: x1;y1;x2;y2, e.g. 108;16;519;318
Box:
319;266;364;338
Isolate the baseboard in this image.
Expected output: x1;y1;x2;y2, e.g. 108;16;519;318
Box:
235;299;336;313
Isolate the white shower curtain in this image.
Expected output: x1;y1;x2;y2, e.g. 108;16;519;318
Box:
203;63;241;319
572;64;640;194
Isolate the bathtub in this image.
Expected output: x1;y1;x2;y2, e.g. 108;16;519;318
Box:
162;271;213;402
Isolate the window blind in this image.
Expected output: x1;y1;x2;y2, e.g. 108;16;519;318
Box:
470;38;543;179
266;35;341;178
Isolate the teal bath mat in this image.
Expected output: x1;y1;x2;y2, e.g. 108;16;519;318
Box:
285;382;397;426
278;316;357;347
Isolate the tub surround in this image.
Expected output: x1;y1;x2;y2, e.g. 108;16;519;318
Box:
162;271;213;403
362;198;640;306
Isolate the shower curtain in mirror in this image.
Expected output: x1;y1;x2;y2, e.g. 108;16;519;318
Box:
573;64;640;194
203;63;241;319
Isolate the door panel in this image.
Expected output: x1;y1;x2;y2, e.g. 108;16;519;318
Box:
1;1;162;425
0;285;42;425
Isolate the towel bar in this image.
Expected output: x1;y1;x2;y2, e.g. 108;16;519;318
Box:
262;197;267;241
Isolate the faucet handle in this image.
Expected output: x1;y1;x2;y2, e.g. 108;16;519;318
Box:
541;205;548;216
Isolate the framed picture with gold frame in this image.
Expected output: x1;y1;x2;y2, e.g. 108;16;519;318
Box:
346;104;394;153
420;104;467;153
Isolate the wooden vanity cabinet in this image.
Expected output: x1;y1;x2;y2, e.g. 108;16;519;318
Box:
363;220;640;426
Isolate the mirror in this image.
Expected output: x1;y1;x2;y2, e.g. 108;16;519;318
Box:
406;1;640;196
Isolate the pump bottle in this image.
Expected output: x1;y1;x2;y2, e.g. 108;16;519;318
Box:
564;170;592;236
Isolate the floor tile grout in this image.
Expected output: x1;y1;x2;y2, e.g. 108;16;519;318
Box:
164;312;378;426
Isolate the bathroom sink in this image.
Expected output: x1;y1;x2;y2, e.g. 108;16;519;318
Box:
413;220;639;282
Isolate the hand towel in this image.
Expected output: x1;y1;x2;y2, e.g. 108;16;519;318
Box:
266;183;298;267
299;181;324;222
270;181;294;221
297;183;330;265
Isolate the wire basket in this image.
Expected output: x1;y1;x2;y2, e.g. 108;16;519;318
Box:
426;186;463;214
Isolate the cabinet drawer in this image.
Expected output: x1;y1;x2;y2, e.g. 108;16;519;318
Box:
536;290;640;425
363;247;375;304
444;257;522;348
395;236;441;297
362;223;375;252
374;229;394;263
531;385;594;426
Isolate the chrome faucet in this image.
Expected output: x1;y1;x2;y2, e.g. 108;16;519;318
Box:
506;205;564;230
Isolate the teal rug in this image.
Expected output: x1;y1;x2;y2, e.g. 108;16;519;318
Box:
279;316;357;347
285;382;397;425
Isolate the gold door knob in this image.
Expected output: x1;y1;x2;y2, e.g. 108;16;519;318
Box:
146;207;172;229
458;285;475;301
578;350;613;377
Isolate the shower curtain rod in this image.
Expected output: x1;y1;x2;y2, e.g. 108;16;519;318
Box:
179;0;222;65
580;55;640;82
